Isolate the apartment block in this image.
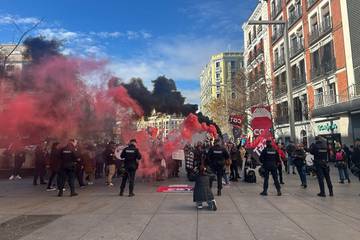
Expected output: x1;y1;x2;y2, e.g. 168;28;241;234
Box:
259;0;360;146
200;52;244;137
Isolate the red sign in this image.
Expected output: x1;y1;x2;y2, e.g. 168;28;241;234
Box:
251;106;272;137
246;130;285;160
229;115;244;126
156;185;193;193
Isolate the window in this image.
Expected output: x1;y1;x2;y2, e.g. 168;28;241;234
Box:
310;14;318;32
232;92;236;99
217;93;221;98
215;61;220;68
230;61;236;69
299;59;306;81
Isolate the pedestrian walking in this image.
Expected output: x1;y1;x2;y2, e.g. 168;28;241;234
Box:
229;142;240;181
9;148;26;180
47;142;61;191
259;140;282;196
58;139;80;197
310;136;333;197
207;139;229;196
33;141;48;185
293;144;307;188
103;141;117;186
335;143;350;184
120;139;142;197
286;141;296;174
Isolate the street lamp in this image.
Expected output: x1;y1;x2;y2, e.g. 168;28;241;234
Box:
247;20;296;142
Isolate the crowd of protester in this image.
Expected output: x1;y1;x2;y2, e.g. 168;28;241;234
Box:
1;135;360;211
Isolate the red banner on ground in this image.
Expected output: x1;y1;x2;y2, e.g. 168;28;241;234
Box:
156;185;193;193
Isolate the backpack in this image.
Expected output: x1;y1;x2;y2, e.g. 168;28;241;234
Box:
245;168;256;183
335;151;344;161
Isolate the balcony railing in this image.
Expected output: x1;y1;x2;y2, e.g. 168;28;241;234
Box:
275;86;287;97
271;0;283;20
309;18;332;45
290;40;304;58
292;73;306;89
272;27;284;44
311;57;336;80
257;25;263;34
314;83;360;110
275;116;289;125
274;57;285;71
289;7;302;27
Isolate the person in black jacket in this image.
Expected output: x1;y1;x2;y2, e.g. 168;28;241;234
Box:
259;140;282;196
207;139;229;196
310;136;333;197
9;148;26;180
193;165;217;211
58;139;80;197
120;139;142;197
293;144;307;188
103;141;117;186
47;142;61;191
33;141;48;185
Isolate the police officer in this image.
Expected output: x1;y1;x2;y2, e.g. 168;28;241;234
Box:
120;139;142;197
58;139;80;197
207;139;229;196
259;140;282;196
310;136;333;197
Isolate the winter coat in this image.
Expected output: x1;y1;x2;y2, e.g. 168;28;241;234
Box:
83;151;96;173
193;173;214;203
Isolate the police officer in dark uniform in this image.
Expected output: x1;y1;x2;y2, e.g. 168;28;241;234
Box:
58;139;80;197
259;140;282;196
310;136;333;197
207;139;229;196
120;139;142;197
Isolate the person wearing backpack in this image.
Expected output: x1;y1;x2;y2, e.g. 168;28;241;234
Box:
335;143;350;184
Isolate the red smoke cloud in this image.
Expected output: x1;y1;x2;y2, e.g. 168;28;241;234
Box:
0;55;217;177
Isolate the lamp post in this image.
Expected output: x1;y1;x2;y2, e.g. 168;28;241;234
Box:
247;20;296;142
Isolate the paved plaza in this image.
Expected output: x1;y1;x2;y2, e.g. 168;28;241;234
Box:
0;167;359;240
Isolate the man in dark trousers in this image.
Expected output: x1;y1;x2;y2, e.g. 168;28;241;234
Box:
259;140;282;196
33;141;48;185
310;136;333;197
207;139;229;196
58;139;80;197
120;139;142;197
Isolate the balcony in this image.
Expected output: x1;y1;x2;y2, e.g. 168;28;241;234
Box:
311;57;336;81
271;1;283;20
288;7;302;27
272;27;284;44
309;18;332;45
307;0;319;10
314;90;336;109
275;115;289;125
290;40;304;59
292;73;306;89
273;56;285;71
313;83;360;117
275;86;287;98
257;25;263;34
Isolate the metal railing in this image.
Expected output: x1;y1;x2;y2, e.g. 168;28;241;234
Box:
275;86;287;97
275;116;289;125
292;73;306;88
290;40;304;58
309;17;332;44
289;7;302;27
274;56;285;70
272;27;284;43
311;57;336;80
314;83;360;109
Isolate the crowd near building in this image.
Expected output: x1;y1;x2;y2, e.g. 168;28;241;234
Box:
240;0;360;146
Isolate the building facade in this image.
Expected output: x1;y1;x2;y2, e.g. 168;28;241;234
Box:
137;110;185;139
242;1;273;137
252;0;360;146
200;52;244;137
0;44;28;76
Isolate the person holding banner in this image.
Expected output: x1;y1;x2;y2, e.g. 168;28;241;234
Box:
259;140;282;196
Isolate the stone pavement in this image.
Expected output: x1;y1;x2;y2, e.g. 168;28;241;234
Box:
0;167;359;240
